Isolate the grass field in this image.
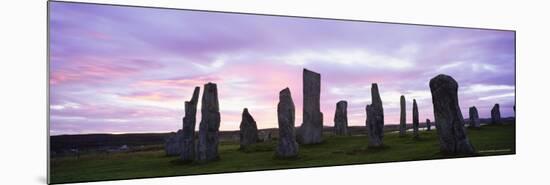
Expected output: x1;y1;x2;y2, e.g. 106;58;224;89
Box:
50;123;515;184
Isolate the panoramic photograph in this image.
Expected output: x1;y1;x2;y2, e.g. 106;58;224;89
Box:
48;1;516;184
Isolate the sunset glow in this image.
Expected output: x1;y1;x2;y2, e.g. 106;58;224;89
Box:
49;2;515;135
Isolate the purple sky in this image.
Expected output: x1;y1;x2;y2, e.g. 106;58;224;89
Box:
49;2;515;135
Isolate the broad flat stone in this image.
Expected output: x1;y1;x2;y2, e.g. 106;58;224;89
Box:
297;68;323;144
164;129;183;156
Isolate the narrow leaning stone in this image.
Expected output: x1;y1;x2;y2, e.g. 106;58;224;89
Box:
333;100;349;136
399;95;406;137
196;83;221;162
367;83;384;147
429;74;475;155
276;88;299;158
297;68;323;144
412;99;419;139
180;87;200;161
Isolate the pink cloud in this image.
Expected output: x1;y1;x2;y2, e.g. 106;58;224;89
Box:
119;91;182;102
134;75;220;90
50;57;163;85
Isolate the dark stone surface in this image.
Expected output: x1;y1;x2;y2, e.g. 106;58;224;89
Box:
412;99;419;139
239;108;259;149
297;68;323;144
276;88;299;158
491;104;501;124
180;87;200;161
469;106;481;128
429;74;475;155
333;100;349;136
259;131;272;142
164;129;183;156
197;83;221;162
399;95;406;137
367;83;384;147
426;119;432;131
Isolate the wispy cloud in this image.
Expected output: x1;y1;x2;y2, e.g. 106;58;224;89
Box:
49;2;515;135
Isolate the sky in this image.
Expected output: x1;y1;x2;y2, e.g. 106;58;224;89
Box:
49;2;515;135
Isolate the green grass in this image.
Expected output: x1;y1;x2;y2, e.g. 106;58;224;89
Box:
50;123;515;184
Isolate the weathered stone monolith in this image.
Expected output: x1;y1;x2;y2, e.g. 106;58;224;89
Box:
429;74;475;155
180;87;200;161
276;88;299;158
426;119;432;131
491;104;501;124
297;68;323;144
239;108;259;149
399;95;407;137
164;129;183;156
412;99;419;139
366;83;384;147
196;83;221;162
469;106;480;128
333;100;348;136
259;131;272;142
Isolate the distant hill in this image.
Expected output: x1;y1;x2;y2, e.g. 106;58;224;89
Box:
50;117;515;152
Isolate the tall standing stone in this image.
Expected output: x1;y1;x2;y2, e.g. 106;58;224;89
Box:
333;100;348;136
180;87;200;161
297;68;323;144
239;108;259;149
412;99;419;139
491;104;501;124
426;119;432;131
197;83;221;162
399;95;407;137
469;106;480;128
429;74;475;155
367;83;384;147
276;88;299;158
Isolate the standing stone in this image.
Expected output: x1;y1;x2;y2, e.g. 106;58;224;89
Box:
164;129;183;156
399;95;407;137
366;83;384;147
259;131;272;142
491;104;501;124
333;100;349;136
469;106;480;128
297;68;323;144
276;88;299;158
197;83;221;162
180;87;200;161
429;74;475;155
426;119;432;131
412;99;419;139
239;108;259;149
